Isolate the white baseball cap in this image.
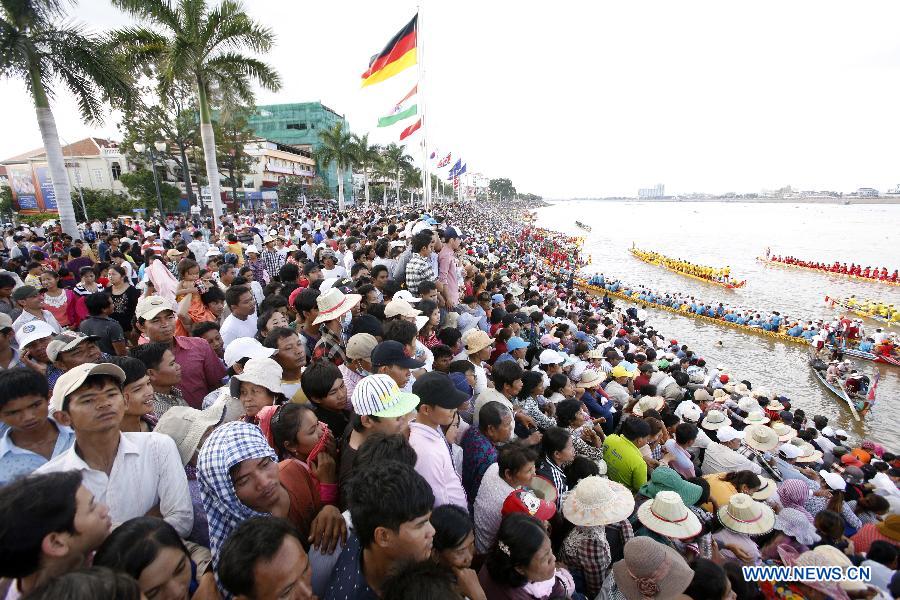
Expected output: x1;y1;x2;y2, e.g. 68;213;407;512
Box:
136;295;176;321
15;320;56;348
394;290;421;303
223;337;277;368
819;470;847;492
539;349;565;365
50;363;126;413
716;426;744;444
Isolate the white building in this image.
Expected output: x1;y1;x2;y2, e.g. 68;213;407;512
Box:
638;183;665;199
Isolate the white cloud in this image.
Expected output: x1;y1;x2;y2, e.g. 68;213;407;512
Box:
1;0;899;198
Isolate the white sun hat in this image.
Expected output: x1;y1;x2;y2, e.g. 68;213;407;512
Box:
313;288;362;325
636;490;702;539
717;493;775;535
701;409;732;430
563;476;635;527
229;357;283;398
743;425;780;452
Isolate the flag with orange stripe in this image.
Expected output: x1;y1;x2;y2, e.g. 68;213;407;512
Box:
361;14;417;87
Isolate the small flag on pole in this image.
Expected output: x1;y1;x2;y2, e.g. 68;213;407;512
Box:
399;118;422;141
377;85;418;127
436;153;451;168
456;163;467;176
361;14;418;88
447;159;462;180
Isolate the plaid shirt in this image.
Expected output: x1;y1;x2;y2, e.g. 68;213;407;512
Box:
260;250;284;280
563;521;634;599
313;325;346;367
152;388;188;419
404;253;435;296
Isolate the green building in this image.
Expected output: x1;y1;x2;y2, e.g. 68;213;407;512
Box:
246;102;353;202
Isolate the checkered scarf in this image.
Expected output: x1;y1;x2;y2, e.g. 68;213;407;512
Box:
197;420;277;560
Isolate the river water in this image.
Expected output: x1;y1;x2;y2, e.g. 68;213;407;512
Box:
535;201;900;447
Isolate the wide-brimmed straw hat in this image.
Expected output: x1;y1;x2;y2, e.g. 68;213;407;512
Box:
701;409;731;430
771;422;796;442
637;491;702;539
765;398;785;412
735;383;750;395
463;330;494;354
751;476;777;501
712;388;728;400
312;288;361;325
737;396;758;413
790;438;824;463
611;538;694;600
776;545;855;599
563;476;635;526
717;493;775;535
631;395;665;416
743;424;780;452
578;369;603;389
744;410;770;425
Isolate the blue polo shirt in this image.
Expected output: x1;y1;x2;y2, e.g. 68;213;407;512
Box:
0;418;75;486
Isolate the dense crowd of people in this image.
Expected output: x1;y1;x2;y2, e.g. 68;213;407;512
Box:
0;200;898;600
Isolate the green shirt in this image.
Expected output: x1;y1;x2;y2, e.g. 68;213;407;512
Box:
603;434;648;492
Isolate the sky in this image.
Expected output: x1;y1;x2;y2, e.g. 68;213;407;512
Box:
2;0;900;199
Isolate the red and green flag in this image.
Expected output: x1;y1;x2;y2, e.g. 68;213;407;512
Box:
361;14;417;88
378;85;418;127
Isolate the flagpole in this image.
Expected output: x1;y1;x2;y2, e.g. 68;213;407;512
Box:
416;3;431;211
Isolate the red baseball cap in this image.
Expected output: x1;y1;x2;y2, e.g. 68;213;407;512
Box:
617;328;627;337
841;453;864;467
501;487;556;521
720;374;730;384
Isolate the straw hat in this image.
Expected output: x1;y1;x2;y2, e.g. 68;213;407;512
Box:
723;382;736;394
563;476;635;526
528;475;558;506
743;425;780;452
463;330;494;354
636;491;702;539
790;438;824;463
229;357;283;398
578;369;603;389
771;422;796;442
611;538;694;600
753;387;772;401
737;396;758;413
876;514;900;542
751;476;777;501
712;388;728;400
312;288;362;325
701;409;731;430
735;383;750;395
632;395;665;416
717;493;775;535
785;545;867;593
586;348;604;360
765;398;785;412
774;508;821;546
744;410;770;425
777;545;856;599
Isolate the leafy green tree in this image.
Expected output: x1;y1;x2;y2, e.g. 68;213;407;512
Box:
119;169;182;214
76;189;141;220
215;108;257;206
0;186;14;221
0;0;133;238
119;82;200;206
277;176;305;205
381;143;413;208
316;122;355;210
351;134;380;206
309;177;330;201
113;0;280;226
489;178;516;200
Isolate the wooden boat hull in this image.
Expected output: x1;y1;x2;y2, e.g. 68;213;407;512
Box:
757;257;900;287
576;280;805;345
825;345;900;368
809;351;862;421
631;249;746;289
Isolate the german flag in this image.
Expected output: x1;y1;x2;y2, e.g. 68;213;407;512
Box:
361;14;417;88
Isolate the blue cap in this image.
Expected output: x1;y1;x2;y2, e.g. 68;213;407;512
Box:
491;293;504;304
574;331;588;341
506;336;528;352
425;217;438;226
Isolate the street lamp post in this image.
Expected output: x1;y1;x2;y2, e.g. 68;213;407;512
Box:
133;141;167;217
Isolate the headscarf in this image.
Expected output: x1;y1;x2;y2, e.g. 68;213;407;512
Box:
197;420;277;560
777;479;815;524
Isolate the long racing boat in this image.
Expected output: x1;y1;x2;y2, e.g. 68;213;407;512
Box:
757;256;900;287
631;247;746;289
809;349;865;421
824;344;900;368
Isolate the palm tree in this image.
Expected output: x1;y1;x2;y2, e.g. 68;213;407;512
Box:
382;143;413;209
0;1;132;238
373;155;394;209
351;134;380;207
113;0;280;226
316;122;355;211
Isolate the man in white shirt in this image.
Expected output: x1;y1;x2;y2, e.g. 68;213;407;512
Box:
36;363;193;536
220;285;259;348
187;231;210;268
700;426;762;475
320;252;346;279
12;286;62;333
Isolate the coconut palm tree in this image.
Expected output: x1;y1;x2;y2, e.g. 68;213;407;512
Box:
316;121;355;211
0;0;132;238
373;155;394;209
112;0;280;226
382;143;413;209
351;133;380;207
